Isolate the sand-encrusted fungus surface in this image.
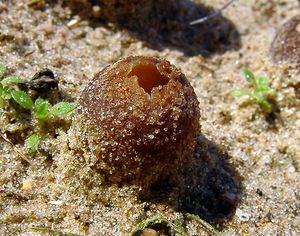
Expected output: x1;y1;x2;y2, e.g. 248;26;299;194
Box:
270;14;300;64
78;56;200;186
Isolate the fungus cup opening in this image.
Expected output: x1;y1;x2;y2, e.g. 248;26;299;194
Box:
128;63;169;94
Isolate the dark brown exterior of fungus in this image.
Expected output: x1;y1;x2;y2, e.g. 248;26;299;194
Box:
270;15;300;64
79;56;200;186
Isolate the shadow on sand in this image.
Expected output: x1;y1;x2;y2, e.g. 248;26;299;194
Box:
73;0;241;56
120;0;241;56
141;135;243;226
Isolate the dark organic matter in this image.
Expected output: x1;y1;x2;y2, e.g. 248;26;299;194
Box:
29;68;58;93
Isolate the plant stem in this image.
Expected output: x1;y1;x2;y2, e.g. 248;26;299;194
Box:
0;130;34;166
185;213;221;236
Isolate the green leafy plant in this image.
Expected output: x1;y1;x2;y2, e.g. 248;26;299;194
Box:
11;90;34;109
0;63;76;154
0;63;75;118
32;98;75;121
231;69;276;113
0;64;26;108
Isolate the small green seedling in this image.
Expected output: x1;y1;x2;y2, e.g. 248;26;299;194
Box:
0;63;76;154
13;94;76;121
32;98;76;121
0;64;26;108
231;69;276;113
0;63;75;119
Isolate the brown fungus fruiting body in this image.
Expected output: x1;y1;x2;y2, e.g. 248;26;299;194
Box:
270;15;300;64
79;56;200;187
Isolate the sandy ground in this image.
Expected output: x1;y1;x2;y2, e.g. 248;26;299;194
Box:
0;0;299;235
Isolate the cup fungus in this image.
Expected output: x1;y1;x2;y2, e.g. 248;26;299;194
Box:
77;56;200;187
270;15;300;64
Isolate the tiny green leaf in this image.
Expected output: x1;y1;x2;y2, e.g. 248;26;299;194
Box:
243;69;255;83
255;76;269;91
1;91;11;100
1;76;25;85
231;89;251;97
256;76;269;86
232;69;276;114
11;90;34;109
0;64;5;79
50;102;75;116
25;134;40;153
1;86;12;100
34;97;50;120
3;85;12;93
